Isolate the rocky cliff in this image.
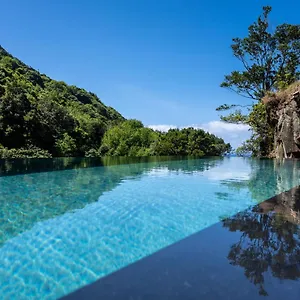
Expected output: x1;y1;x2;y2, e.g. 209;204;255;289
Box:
263;82;300;158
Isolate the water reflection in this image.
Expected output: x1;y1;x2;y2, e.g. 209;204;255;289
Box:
220;158;300;203
222;187;300;296
0;156;221;176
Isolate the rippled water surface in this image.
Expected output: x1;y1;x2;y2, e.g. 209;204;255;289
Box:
1;157;300;299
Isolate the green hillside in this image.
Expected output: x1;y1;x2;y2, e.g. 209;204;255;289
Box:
0;45;124;157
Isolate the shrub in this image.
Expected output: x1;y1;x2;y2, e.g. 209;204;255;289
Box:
84;148;100;158
0;145;52;158
55;133;77;157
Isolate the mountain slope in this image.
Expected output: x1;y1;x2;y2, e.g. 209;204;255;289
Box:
0;45;124;156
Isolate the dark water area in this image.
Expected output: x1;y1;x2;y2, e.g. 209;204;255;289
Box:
63;186;300;300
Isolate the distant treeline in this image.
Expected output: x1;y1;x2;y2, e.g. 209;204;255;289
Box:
99;120;231;157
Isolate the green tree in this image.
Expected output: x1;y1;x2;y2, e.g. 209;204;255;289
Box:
218;6;300;156
55;133;77;157
0;77;32;148
100;119;157;157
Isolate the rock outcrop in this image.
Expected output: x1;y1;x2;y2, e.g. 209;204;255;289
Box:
263;82;300;158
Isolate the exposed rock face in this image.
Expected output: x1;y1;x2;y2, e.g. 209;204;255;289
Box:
264;82;300;158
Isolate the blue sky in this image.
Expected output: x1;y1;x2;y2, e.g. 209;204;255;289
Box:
1;0;300;148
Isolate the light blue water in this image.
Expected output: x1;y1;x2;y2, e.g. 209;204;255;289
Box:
0;157;300;299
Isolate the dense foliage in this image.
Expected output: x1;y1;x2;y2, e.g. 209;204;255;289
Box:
100;120;231;157
217;6;300;156
0;46;124;157
0;45;230;158
0;145;52;158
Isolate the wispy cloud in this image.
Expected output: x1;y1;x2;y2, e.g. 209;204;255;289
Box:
147;121;251;148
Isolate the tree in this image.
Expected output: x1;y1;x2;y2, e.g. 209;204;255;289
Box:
99;119;158;157
55;133;77;157
218;6;300;155
0;77;32;148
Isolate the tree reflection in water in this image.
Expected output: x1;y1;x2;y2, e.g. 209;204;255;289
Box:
222;187;300;296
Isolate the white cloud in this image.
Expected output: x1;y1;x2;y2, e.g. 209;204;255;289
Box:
147;121;251;149
197;121;250;148
198;121;250;134
148;124;177;132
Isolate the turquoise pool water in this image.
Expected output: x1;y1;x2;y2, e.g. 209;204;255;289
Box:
0;157;300;299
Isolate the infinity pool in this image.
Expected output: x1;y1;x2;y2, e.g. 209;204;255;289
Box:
0;157;300;299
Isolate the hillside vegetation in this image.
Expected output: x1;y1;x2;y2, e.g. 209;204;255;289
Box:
0;46;124;157
0;46;230;158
